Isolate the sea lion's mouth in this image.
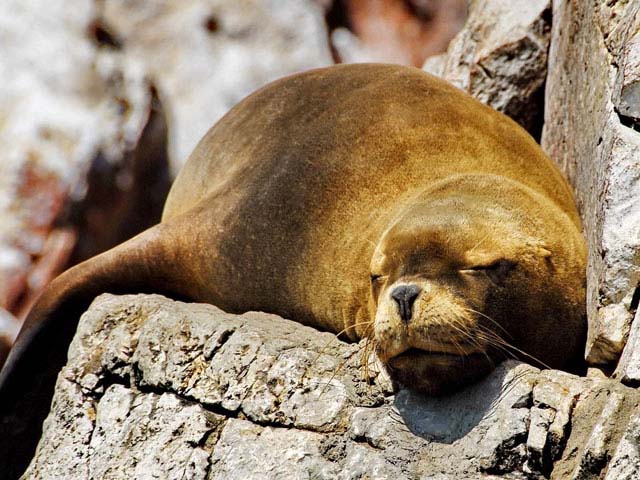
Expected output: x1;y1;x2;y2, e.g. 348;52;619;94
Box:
388;348;485;368
383;347;494;395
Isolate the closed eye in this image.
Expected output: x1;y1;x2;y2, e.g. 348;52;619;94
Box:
462;259;514;271
370;274;385;283
460;260;516;284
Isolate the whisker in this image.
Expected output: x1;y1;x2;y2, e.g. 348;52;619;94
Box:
464;307;512;339
302;320;374;382
467;232;491;253
475;325;552;370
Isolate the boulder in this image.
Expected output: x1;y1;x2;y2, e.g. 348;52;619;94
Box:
422;0;551;137
541;0;640;369
23;294;640;479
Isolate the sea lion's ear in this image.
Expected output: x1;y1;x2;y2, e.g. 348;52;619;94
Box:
534;246;552;258
526;241;552;258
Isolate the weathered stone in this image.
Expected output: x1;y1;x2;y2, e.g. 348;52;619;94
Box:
615;309;640;385
0;0;160;322
542;0;640;366
549;381;640;480
209;419;338;479
525;406;555;474
604;405;640;479
89;386;222;480
570;391;625;479
422;52;447;77
534;371;585;465
20;378;95;479
422;0;551;136
23;294;640;479
100;0;334;172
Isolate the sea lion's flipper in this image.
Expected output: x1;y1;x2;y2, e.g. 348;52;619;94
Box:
0;222;190;479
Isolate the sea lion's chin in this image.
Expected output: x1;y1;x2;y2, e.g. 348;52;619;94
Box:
384;348;495;395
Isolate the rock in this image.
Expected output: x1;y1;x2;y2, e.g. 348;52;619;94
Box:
90;386;222;480
571;390;625;478
615;309;640;385
541;0;640;367
99;0;334;172
20;294;640;479
422;52;447;77
0;0;161;321
604;406;640;480
422;0;551;137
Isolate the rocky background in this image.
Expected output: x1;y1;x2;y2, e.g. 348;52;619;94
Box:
6;0;640;478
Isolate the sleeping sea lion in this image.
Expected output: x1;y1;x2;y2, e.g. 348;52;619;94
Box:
0;63;586;477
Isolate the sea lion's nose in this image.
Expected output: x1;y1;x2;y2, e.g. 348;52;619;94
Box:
391;284;421;323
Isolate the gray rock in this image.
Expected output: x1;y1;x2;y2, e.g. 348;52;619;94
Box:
541;0;640;367
209;419;338;480
604;405;640;479
0;0;153;314
551;381;640;480
615;309;640;385
22;294;640;479
88;386;222;480
570;390;625;479
422;0;551;136
100;0;334;171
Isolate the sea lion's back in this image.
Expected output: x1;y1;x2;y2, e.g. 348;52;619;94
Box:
162;64;577;225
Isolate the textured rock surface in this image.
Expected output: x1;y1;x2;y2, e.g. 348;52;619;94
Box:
0;0;155;318
100;0;333;172
422;0;551;137
23;295;640;479
541;0;640;368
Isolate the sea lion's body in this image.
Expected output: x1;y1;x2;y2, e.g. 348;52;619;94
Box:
0;64;586;477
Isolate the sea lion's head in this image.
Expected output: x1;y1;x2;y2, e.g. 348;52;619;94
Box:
367;176;586;394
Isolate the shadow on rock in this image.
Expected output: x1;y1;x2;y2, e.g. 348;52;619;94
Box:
395;360;537;443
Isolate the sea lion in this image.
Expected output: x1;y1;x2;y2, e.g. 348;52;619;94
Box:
0;63;586;477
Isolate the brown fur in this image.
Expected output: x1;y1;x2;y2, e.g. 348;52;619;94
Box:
0;64;586;477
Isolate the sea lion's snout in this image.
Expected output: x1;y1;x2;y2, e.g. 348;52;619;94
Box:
390;284;421;322
373;276;496;394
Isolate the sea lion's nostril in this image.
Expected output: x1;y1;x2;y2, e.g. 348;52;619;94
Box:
391;284;421;322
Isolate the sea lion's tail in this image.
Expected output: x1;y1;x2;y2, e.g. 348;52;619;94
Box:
0;221;192;479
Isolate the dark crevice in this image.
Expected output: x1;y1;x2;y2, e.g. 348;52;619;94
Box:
621;377;640;389
87;18;122;49
615;107;640;132
630;283;640;312
541;4;552;32
63;85;172;266
351;433;385;451
203;14;220;33
529;79;546;142
476;61;494;79
204;327;235;360
324;0;351;63
325;0;351;33
480;432;529;475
